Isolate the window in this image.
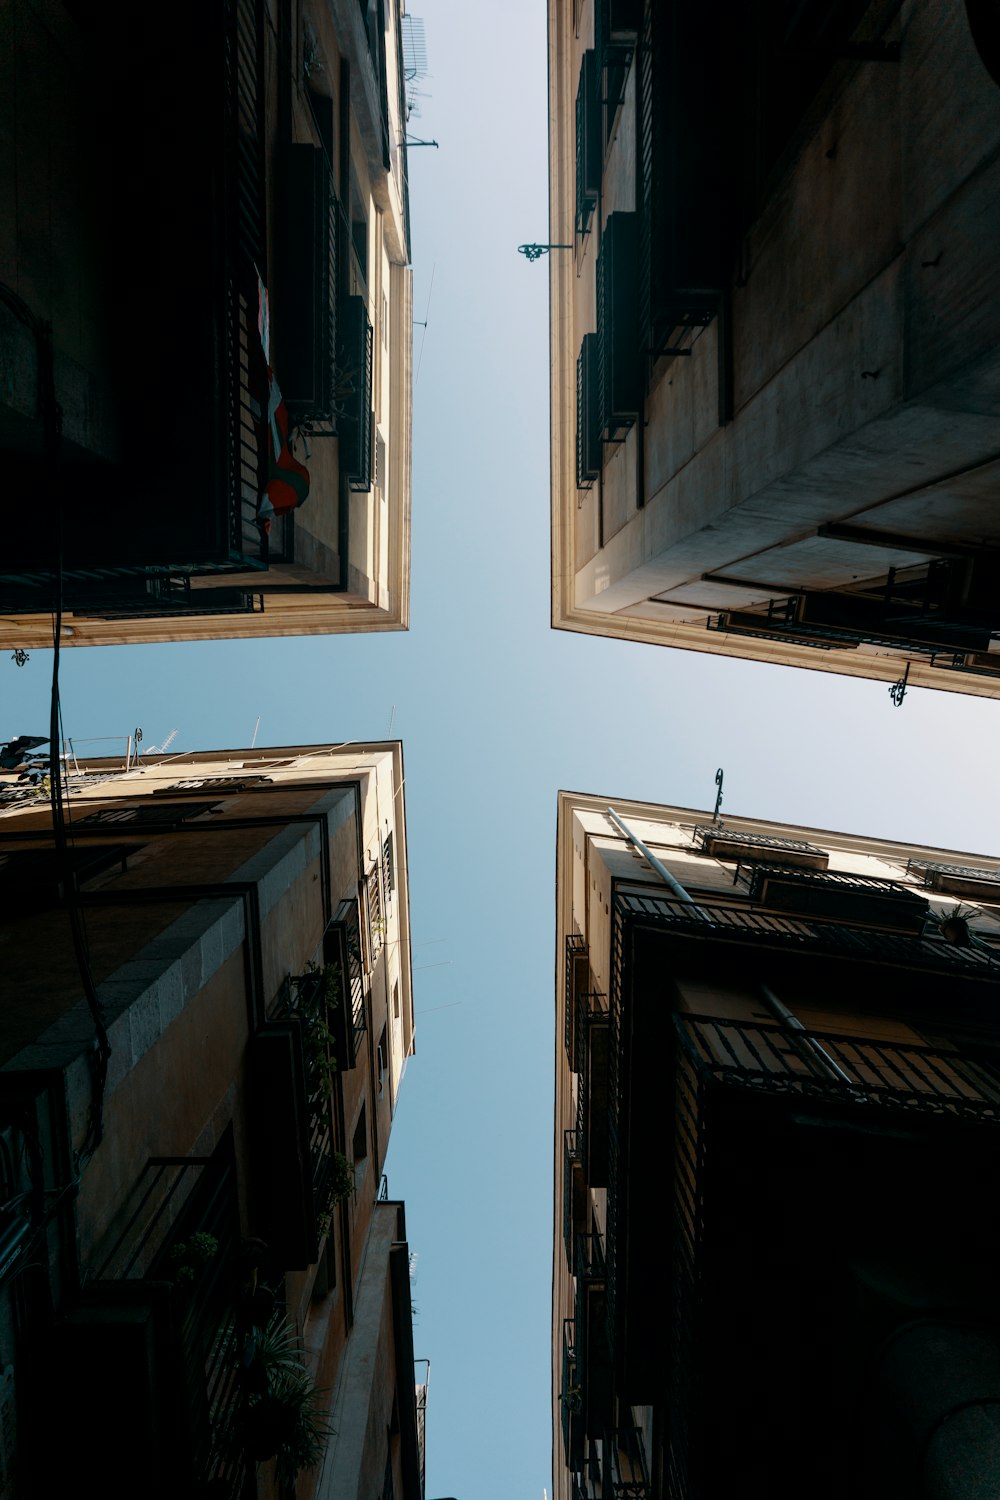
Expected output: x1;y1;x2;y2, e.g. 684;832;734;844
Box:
377;1023;388;1098
382;832;395;896
575;51;600;235
597;213;640;441
352;1104;368;1188
576;333;601;488
375;428;386;497
337;296;374;490
77;801;219;828
393;980;399;1019
367;862;384;961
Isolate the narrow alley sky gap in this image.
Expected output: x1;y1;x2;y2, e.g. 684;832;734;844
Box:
5;4;1000;1496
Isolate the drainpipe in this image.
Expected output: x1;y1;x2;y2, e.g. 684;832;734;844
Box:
758;983;856;1086
606;806;697;906
607;806;849;1084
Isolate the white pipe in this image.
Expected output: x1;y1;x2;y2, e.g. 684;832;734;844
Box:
606;807;697;905
759;983;856;1085
606;806;853;1087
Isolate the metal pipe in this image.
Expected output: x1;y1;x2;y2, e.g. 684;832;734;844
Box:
606;806;855;1087
606;807;697;904
759;983;856;1085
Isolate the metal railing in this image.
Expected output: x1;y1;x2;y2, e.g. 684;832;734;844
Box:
676;1014;1000;1121
907;858;1000;889
565;933;588;1066
561;1319;583;1468
692;824;825;858
575;1229;607;1284
91;1153;250;1498
605;1426;650;1500
563;1129;583;1266
275;973;337;1223
736;863;915;896
614;888;1000;977
367;861;384;962
576;990;610;1165
331;896;368;1051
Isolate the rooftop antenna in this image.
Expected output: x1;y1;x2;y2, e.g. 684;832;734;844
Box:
387;704;396;737
251;715;261;748
144;729;178;757
713;767;724;823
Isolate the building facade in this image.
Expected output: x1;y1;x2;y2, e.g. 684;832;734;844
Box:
0;741;424;1498
1;0;412;647
554;791;1000;1500
549;0;1000;698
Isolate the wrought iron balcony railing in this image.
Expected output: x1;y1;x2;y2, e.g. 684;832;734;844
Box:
575;50;600;235
738;863;929;935
565;933;589;1067
275;973;337;1225
338;295;374;490
604;1426;650;1500
563;1129;586;1267
575;1229;607;1284
614;888;1000;978
675;1014;1000;1123
576;990;610;1185
573;1228;613;1442
692;823;828;866
906;858;1000;899
325;897;368;1061
90;1152;250;1497
561;1319;584;1470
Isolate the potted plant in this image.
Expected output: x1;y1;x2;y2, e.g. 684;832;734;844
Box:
167;1230;218;1288
242;1317;333;1484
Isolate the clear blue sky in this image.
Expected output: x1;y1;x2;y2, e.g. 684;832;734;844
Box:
5;3;1000;1496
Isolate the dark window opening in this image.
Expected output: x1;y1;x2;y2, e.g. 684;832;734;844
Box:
352;1103;367;1164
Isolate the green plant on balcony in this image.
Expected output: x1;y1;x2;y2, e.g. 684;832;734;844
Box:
167;1230;218;1287
296;963;342;1097
242;1316;333;1485
316;1152;356;1241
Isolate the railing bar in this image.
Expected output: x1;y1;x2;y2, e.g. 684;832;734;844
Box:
95;1162;171;1279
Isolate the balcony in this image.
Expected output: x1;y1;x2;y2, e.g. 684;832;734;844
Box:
251;959;354;1267
338;295;375;491
595;0;639;122
275;144;340;434
693;823;829;870
575;1232;613;1437
614;888;1000;980
597;214;640;442
604;1427;650;1500
576;990;610;1186
563;1129;587;1268
907;858;1000;901
565;933;589;1067
675;1014;1000;1124
561;1319;585;1471
66;1149;249;1497
576;334;602;490
738;864;929;935
575;51;601;235
324;897;369;1066
275;972;337;1230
